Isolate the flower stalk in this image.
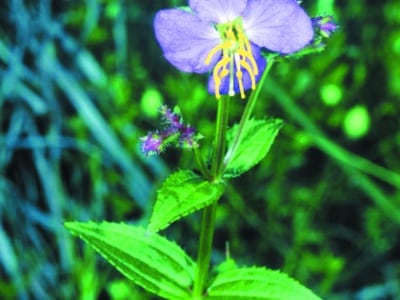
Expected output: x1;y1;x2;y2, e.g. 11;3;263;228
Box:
210;96;230;181
193;96;230;298
193;58;275;297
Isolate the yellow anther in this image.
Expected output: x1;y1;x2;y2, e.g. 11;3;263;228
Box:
237;48;258;76
212;56;231;99
205;41;231;66
205;17;259;99
236;70;245;99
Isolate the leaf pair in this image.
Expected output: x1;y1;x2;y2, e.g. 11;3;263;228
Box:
65;222;321;300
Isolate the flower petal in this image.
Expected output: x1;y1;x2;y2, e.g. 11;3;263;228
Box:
189;0;248;23
154;9;220;73
242;0;313;54
207;44;266;97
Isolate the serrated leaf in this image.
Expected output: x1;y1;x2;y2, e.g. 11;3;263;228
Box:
224;119;282;178
65;221;194;300
149;170;225;232
206;267;321;300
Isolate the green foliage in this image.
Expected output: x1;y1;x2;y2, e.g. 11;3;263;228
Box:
224;119;282;178
207;267;321;300
149;170;225;232
2;0;400;299
65;222;195;299
66;221;321;300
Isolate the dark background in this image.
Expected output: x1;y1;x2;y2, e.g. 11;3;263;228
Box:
1;0;399;299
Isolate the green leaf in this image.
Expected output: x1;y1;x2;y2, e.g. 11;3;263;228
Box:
224;118;282;178
65;221;195;300
206;267;321;300
149;170;225;232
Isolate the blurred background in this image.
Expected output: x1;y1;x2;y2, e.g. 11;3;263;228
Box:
0;0;399;299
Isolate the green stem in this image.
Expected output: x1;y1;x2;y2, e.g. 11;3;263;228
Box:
223;58;274;170
211;96;230;181
192;201;218;298
193;96;230;298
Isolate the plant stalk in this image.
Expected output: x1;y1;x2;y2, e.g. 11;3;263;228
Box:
193;96;230;298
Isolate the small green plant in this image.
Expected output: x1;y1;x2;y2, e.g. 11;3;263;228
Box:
65;1;337;299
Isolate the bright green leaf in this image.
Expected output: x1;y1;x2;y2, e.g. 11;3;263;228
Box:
65;221;195;300
206;267;321;300
214;258;237;274
224;119;282;178
149;170;225;232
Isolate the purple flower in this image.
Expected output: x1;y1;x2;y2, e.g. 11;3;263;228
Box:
154;0;313;99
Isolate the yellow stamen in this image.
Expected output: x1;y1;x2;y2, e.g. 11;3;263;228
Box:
238;58;256;89
205;41;231;66
212;56;231;99
237;48;258;76
204;17;258;99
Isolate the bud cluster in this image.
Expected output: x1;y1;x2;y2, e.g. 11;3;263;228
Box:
140;105;201;156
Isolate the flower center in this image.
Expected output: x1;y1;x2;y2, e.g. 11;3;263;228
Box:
205;17;258;99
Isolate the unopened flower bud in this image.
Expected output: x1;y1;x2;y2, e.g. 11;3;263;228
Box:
312;16;338;38
140;132;163;156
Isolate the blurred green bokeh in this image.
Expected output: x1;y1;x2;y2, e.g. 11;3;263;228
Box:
1;0;399;299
